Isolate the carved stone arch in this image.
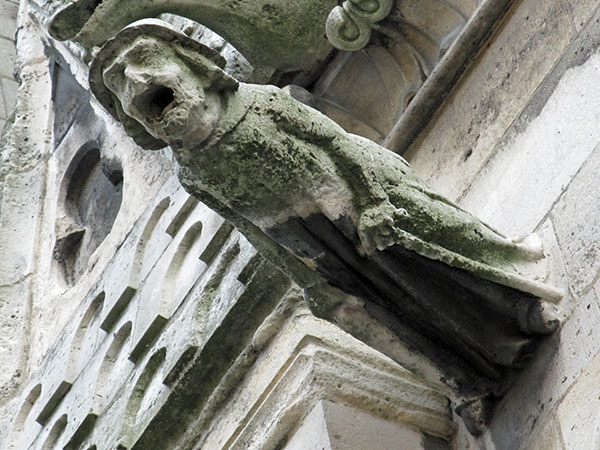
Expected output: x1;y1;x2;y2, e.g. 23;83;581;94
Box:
54;141;123;284
120;348;167;447
6;384;42;450
65;292;104;382
129;196;171;289
91;321;133;414
41;414;68;450
159;221;205;317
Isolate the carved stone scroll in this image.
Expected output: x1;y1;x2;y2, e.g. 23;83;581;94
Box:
325;0;395;51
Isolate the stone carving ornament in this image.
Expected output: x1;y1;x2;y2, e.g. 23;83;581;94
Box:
89;20;562;434
325;0;395;51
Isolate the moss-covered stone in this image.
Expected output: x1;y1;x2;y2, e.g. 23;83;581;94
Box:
49;0;338;74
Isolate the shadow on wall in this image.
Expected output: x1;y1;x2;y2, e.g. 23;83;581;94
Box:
53;142;123;285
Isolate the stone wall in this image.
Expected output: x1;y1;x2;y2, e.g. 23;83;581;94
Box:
0;0;17;131
406;1;600;448
3;0;600;449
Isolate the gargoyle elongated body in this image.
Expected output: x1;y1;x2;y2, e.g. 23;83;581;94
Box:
90;20;561;433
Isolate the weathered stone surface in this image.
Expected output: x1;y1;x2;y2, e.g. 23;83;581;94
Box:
557;345;600;450
48;0;339;75
566;0;600;32
527;415;565;450
6;0;600;448
486;288;600;450
194;300;454;449
1;78;17;119
460;56;600;238
0;1;17;41
0;38;15;80
284;400;447;450
406;0;575;201
551;145;600;296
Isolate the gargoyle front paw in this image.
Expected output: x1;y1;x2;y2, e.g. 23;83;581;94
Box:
358;203;408;254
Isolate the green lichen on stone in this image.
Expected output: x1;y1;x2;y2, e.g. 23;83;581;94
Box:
49;0;338;74
90;21;561;303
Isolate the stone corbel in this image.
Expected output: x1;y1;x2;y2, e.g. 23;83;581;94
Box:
326;0;395;51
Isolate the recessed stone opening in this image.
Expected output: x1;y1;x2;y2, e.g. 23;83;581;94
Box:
134;85;175;120
54;143;123;285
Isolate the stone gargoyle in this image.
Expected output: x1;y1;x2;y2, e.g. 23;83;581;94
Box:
89;20;562;434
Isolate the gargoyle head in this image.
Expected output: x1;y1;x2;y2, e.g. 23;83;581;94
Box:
90;19;239;150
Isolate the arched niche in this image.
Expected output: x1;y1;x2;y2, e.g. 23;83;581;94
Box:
41;414;68;450
65;292;104;382
91;321;133;414
129;196;171;289
160;221;205;317
54;142;123;285
120;348;167;448
7;384;42;450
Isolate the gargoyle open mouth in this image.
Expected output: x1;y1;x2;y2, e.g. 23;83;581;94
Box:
133;84;176;121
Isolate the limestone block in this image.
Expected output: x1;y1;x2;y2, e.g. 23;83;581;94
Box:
197;304;453;450
566;0;600;32
0;38;15;80
460;53;600;238
129;203;232;362
0;280;29;398
557;345;600;450
406;0;575;201
0;80;5;120
0;1;17;41
1;76;17;117
284;401;450;450
486;288;600;450
0;168;44;283
526;415;565;450
551;145;600;296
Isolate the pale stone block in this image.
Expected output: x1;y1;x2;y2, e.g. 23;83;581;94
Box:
0;37;15;79
284;401;332;450
459;53;600;238
0;79;5;120
406;0;575;201
0;1;17;40
527;415;565;450
487;288;600;450
566;0;600;32
551;145;600;296
2;76;18;108
557;345;600;450
285;401;448;450
0;169;45;284
537;219;569;299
